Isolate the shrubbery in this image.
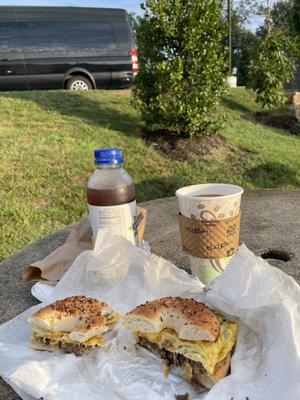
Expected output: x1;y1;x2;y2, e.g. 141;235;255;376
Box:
134;0;227;138
250;28;296;109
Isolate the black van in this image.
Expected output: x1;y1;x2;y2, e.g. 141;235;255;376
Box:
0;6;139;91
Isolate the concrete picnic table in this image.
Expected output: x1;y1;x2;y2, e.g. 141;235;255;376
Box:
0;189;299;399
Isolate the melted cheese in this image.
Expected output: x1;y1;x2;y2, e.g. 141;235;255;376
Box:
32;312;119;348
136;319;238;376
84;336;104;347
33;327;104;347
105;312;119;327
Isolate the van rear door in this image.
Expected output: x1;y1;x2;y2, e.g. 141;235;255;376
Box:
110;16;134;86
0;11;28;90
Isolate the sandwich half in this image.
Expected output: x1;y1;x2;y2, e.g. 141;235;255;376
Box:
28;295;119;355
124;297;238;391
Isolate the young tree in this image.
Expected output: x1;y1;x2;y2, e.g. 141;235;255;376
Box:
258;0;297;36
134;0;227;138
250;27;296;109
258;0;300;56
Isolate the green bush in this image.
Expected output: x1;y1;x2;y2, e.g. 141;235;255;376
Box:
250;28;296;109
134;0;227;138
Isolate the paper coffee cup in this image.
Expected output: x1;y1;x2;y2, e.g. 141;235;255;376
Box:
176;183;243;284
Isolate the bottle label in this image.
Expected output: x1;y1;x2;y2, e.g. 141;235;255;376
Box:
88;200;137;244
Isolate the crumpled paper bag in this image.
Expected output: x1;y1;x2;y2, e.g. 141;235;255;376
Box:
22;207;147;284
1;234;300;400
22;217;92;284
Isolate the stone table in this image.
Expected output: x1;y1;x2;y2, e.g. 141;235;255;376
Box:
0;189;299;399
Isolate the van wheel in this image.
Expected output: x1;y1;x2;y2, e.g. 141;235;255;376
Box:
66;76;92;91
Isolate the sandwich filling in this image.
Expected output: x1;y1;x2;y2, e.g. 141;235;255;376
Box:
28;296;119;355
137;336;206;385
134;312;237;387
31;311;119;355
135;316;237;376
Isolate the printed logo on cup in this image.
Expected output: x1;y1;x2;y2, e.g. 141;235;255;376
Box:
178;212;241;259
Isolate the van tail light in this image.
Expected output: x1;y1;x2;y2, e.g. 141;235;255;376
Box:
130;49;139;77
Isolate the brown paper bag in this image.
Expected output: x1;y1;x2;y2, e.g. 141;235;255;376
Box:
23;207;147;285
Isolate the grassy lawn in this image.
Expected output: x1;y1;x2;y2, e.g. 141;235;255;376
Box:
0;88;299;261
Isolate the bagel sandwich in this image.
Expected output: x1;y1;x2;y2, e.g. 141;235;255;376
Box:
28;295;119;356
124;297;238;391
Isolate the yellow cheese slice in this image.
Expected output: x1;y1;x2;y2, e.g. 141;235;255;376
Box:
33;327;104;347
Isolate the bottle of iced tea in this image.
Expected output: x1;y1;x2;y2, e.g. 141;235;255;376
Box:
87;148;137;244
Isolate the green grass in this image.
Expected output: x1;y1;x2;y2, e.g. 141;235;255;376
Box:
0;88;299;260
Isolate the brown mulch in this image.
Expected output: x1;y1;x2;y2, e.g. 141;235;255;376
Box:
142;129;255;162
255;113;300;136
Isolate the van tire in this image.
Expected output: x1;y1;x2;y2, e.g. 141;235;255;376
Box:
66;75;93;91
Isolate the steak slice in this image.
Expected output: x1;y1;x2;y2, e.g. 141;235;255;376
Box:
137;336;207;392
175;394;189;400
36;335;89;356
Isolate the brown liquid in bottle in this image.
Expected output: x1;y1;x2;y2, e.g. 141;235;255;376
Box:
87;148;137;244
87;185;136;207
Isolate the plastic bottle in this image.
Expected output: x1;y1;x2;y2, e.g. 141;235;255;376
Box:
87;148;137;244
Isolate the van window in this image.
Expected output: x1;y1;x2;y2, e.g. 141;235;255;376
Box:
70;22;116;53
0;22;22;57
19;21;116;58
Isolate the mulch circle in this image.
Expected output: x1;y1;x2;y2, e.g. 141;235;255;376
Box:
142;129;255;162
255;113;300;136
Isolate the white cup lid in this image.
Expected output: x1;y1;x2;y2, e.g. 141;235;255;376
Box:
176;183;244;200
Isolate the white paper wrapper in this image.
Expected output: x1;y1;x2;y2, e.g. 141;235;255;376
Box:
0;234;299;400
31;282;54;303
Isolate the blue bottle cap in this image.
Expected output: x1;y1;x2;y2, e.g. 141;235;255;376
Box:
94;148;124;165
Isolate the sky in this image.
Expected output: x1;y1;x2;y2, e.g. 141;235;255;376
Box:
0;0;266;31
0;0;142;13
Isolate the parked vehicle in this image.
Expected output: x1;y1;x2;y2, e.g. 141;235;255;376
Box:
0;6;139;91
